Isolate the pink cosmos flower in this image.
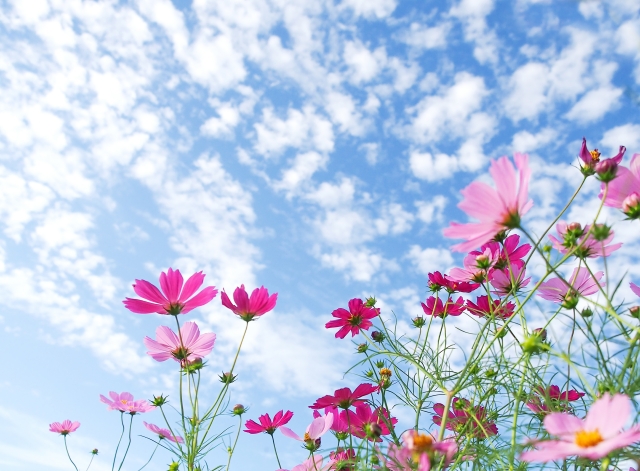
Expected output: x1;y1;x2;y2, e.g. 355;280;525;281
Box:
433;398;498;439
344;403;397;442
421;296;466;317
310;383;378;410
548;222;622;258
444;153;533;252
537;267;604;308
490;265;530;296
428;272;479;293
221;284;277;321
449;247;498;283
383;430;457;471
143;321;216;365
100;391;155;415
466;296;515;319
330;448;356;469
49;420;80;435
313;407;349;435
280;413;334;448
277;456;335;471
526;385;585;415
244;410;293;435
631;282;640;297
325;298;380;339
521;393;640;462
492;234;531;269
143;421;184;443
600;153;640;217
579;138;625;174
123;268;217;315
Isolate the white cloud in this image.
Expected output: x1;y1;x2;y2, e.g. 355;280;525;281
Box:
511;128;558;153
415;196;447;225
304;177;356;208
374;203;414;235
600;124;640;157
405;245;454;276
200;103;241;139
503;62;550;122
564;86;623;124
324;91;369;136
273;151;328;195
449;0;499;64
397;22;450;50
343;40;387;84
318;247;387;282
409;151;458;181
340;0;397;19
615;20;640;56
359;142;379;165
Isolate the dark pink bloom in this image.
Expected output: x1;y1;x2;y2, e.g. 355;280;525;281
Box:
494;234;531;269
144;321;216;365
600;153;640;218
310;383;378;410
444;153;533;252
489;265;530;296
49;420;80;435
631;282;640;297
221;284;277;321
449;247;498;283
329;448;356;470
325;298;379;339
548;222;622;258
580;137;625;176
421;296;465;318
428;271;479;293
521;394;640;462
123;268;217;315
526;385;585;415
244;410;293;435
143;421;184;443
466;296;515;319
343;403;397;442
579;137;602;170
537;268;604;308
100;391;155;415
433;398;498;439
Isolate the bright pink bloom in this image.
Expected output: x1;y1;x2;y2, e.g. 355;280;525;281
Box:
490;265;530;296
631;282;640;297
580;137;625;174
444;153;533;252
123;268;217;315
600;153;640;215
433;398;498;438
143;422;184;443
579;138;602;170
310;383;378;410
537;268;604;307
521;394;640;462
449;247;498;283
548;222;622;258
49;420;80;435
244;410;293;435
526;385;585;415
494;234;531;268
421;296;465;317
100;391;155;415
144;321;216;365
428;272;479;293
343;403;397;441
330;448;356;469
466;296;515;319
221;284;277;321
325;298;379;339
280;413;334;446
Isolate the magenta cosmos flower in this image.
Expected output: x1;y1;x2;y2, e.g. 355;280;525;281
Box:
444;153;533;252
466;296;515;319
428;271;479;294
600;153;640;219
526;385;585;415
579;138;625;174
123;268;218;315
221;284;277;321
310;383;379;410
433;398;498;439
521;393;640;462
100;391;155;414
382;431;457;471
244;410;293;435
144;321;216;365
325;298;379;339
537;267;604;309
49;420;80;435
143;421;183;443
421;295;465;318
344;403;398;441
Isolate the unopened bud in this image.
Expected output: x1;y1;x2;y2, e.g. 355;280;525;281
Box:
151;394;168;407
357;343;368;353
567;222;582;232
630;306;640;319
580;307;593;318
412;316;426;328
232;404;246;415
622;192;640;219
91;449;99;455
592;224;612;242
532;328;547;342
169;462;180;471
366;423;382;439
595;158;620;182
364;296;377;308
375;360;385;368
561;293;579;310
475;254;490;269
365;370;374;378
371;331;385;343
219;372;237;384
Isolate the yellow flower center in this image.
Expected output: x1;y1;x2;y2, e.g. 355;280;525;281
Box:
303;432;311;441
120;399;129;404
575;429;603;448
589;149;601;162
379;368;392;377
412;433;433;453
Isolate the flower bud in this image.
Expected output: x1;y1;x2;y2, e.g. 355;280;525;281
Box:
183;358;204;373
364;296;377;308
219;372;237;384
357;343;368;353
375;360;386;368
532;328;547;342
232;404;246;415
91;449;99;455
412;316;426;328
151;394;168;407
365;370;374;378
622;192;640;219
475;254;491;269
485;368;497;378
561;293;579;310
630;306;640;319
169;463;180;471
592;224;611;242
371;331;385;343
365;423;382;439
595;158;620;182
495;326;507;339
580;307;593;318
379;368;392;378
567;222;582;233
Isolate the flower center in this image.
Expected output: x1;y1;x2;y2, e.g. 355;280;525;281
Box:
589;149;601;162
303;432;311;441
172;346;190;360
348;314;362;326
412;433;433;453
120;399;129;405
575;429;603;448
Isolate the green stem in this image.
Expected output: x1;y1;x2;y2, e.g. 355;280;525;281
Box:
270;433;282;469
112;413;126;471
225;415;243;471
117;414;134;471
63;435;80;471
137;442;159;471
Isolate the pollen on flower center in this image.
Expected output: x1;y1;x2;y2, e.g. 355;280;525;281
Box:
412;433;433;453
575;429;603;448
303;432;311;441
589;149;601;162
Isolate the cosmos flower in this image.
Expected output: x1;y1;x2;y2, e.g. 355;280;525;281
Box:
521;394;640;462
526;385;585;415
466;296;516;319
221;284;278;321
421;295;466;317
100;391;155;415
143;321;216;365
280;413;334;449
444;153;533;252
49;420;80;436
325;298;379;339
433;398;498;439
244;410;294;435
143;422;184;443
343;403;397;441
599;153;640;219
548;222;621;258
310;383;379;410
123;268;217;315
537;267;604;309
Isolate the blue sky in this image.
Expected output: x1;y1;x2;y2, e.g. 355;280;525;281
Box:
1;0;640;469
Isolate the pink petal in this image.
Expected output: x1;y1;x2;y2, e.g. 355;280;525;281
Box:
159;268;183;303
543;412;584;437
631;282;640;297
279;426;302;441
132;279;167;304
189;332;216;357
179;271;206;302
182;286;218;313
123;298;165;314
584;394;630;438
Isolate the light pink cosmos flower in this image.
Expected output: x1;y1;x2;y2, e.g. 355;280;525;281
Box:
433;398;498;439
490;265;530;296
600;153;640;217
143;421;184;443
49;420;80;435
521;393;640;462
280;413;334;449
325;298;380;339
444;153;533;252
277;455;335;471
123;268;218;315
144;321;216;365
631;282;640;297
382;431;457;471
548;222;622;258
100;391;155;415
537;267;604;308
221;284;277;321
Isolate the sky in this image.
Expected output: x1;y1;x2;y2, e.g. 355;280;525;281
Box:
1;0;640;470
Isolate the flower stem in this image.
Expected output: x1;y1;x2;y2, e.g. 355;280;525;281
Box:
117;414;134;471
111;412;126;471
63;435;80;471
270;433;282;469
225;415;243;471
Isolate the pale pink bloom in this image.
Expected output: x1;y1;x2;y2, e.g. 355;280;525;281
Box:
382;431;457;470
100;391;155;414
123;268;217;315
521;394;640;462
49;420;80;435
537;268;604;306
312;407;349;434
631;282;640;297
448;246;499;283
221;284;277;321
600;153;640;210
548;222;622;258
143;422;184;443
280;413;334;443
144;321;216;365
490;265;530;296
277;455;335;471
444;153;533;252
